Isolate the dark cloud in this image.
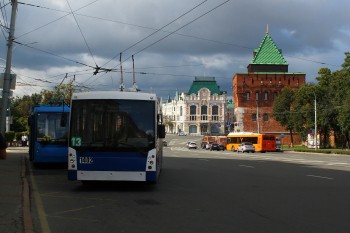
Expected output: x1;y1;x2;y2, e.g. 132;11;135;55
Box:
0;0;349;99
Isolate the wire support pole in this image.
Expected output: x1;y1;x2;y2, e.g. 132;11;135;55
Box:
0;0;17;135
314;94;317;150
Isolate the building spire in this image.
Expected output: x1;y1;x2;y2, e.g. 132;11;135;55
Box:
266;24;269;34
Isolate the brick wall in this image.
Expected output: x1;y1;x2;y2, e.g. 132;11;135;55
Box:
232;72;305;145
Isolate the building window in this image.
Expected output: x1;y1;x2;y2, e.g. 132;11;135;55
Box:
264;91;268;101
263;113;269;121
180;106;183;116
246;92;250;100
252;113;257;121
190;105;196;121
273;92;278;100
212;105;219;121
255;91;259;100
201;105;208;121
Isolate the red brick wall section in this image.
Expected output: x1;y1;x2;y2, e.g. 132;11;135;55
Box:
232;72;305;145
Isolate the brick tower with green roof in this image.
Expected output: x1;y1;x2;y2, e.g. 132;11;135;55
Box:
232;30;305;145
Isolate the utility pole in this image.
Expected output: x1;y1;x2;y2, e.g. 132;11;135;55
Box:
314;94;317;150
256;100;260;133
0;0;17;135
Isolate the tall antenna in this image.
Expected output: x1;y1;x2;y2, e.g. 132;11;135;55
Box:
118;52;124;91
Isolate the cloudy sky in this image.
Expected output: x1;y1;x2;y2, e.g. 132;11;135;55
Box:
1;0;349;99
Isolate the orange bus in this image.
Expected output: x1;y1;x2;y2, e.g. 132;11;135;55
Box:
201;135;227;149
226;132;276;152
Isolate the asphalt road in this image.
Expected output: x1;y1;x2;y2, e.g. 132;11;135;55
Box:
29;135;350;233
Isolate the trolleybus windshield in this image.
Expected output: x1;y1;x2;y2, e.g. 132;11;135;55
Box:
70;99;155;152
36;112;69;144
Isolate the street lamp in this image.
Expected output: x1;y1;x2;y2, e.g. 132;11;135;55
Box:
256;99;260;133
314;93;317;150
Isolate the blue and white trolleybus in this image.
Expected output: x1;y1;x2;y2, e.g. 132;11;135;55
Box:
68;91;166;183
28;105;70;163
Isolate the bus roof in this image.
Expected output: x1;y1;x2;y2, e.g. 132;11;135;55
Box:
71;91;157;101
227;132;260;136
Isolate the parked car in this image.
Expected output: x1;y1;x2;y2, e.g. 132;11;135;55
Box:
178;132;187;136
187;142;197;149
237;142;255;153
163;140;167;146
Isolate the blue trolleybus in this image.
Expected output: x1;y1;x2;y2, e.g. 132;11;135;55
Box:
28;105;70;163
68;91;166;183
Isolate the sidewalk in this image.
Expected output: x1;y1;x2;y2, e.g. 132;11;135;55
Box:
0;147;31;233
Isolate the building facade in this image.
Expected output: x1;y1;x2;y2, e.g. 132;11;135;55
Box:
232;31;306;144
163;77;228;136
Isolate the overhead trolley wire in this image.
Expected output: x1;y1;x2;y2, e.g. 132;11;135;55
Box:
16;0;100;39
65;0;98;67
83;0;231;87
102;0;208;68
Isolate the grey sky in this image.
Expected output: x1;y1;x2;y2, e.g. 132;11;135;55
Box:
1;0;349;99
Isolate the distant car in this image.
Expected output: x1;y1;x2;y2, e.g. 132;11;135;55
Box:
163;140;167;146
218;144;226;151
237;142;255;153
210;143;226;151
178;132;187;136
187;142;197;149
210;143;219;151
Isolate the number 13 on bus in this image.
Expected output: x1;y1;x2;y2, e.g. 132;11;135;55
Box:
68;91;166;183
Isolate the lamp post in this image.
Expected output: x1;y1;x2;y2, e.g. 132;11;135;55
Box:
314;93;317;150
256;100;260;133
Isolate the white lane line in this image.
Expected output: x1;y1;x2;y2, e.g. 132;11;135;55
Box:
307;174;334;180
239;165;255;168
326;162;349;166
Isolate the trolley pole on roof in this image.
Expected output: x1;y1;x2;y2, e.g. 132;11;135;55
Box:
0;0;18;135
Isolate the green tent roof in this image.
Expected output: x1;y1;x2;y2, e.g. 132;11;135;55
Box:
188;77;223;95
252;33;287;65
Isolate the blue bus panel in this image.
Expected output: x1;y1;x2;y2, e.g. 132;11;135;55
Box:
28;105;70;163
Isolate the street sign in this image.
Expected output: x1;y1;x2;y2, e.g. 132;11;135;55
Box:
280;133;285;139
226;121;231;126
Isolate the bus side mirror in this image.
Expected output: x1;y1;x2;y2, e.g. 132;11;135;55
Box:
158;124;166;139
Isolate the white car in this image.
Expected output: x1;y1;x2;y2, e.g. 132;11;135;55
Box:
237;142;255;153
187;142;197;149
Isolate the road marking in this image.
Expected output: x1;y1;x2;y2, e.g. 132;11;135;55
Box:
239;165;255;168
326;162;349;166
307;175;334;180
28;160;52;233
199;159;209;162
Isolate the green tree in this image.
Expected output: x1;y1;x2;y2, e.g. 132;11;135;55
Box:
271;87;297;145
41;82;75;106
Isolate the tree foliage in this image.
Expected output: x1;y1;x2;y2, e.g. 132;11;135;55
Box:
272;52;350;148
6;83;75;133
